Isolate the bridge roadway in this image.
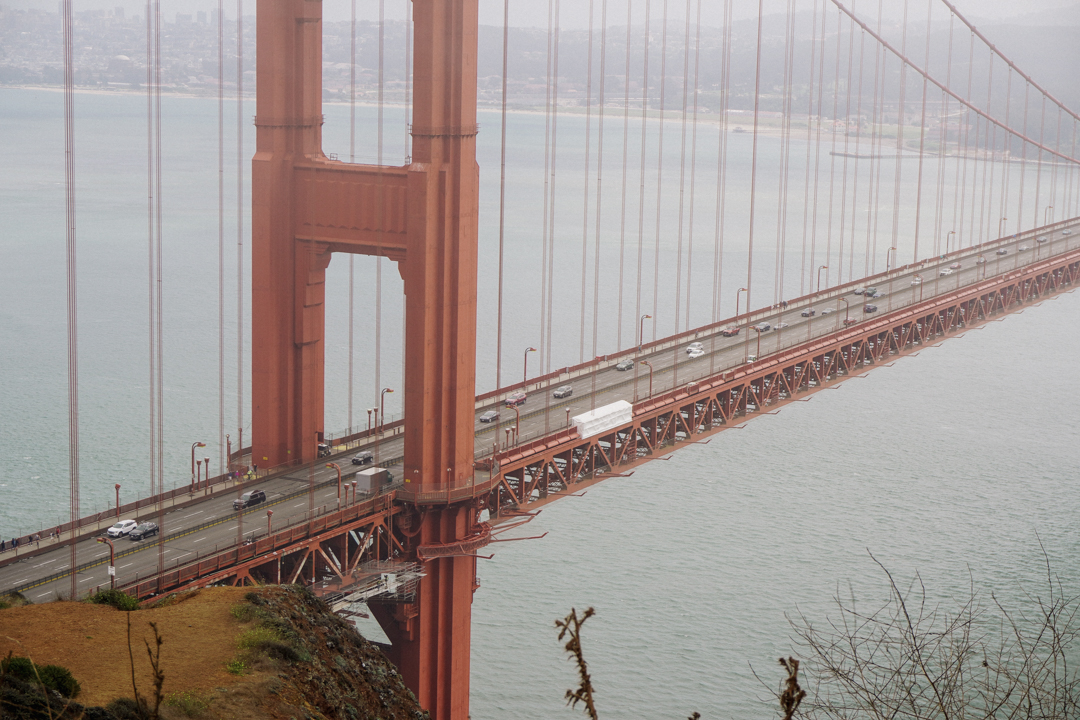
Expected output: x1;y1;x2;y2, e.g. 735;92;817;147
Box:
1;220;1076;599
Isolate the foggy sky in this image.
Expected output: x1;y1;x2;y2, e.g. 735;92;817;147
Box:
5;0;1079;28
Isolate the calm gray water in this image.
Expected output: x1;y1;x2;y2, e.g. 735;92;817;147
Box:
2;87;1078;718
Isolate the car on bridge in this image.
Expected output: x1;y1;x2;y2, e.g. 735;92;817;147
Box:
864;287;879;296
504;392;527;407
911;277;922;285
800;308;816;317
685;341;704;354
996;248;1009;255
233;489;267;511
753;322;771;332
129;522;159;541
863;304;878;313
773;322;789;331
853;287;865;295
939;268;954;276
687;347;706;359
820;308;835;316
1063;229;1072;236
1038;236;1048;243
317;443;332;458
616;359;635;371
950;262;962;269
843;318;858;326
720;325;741;337
553;385;574;398
479;410;499;423
976;256;987;263
351;450;373;465
1019;245;1029;251
107;519;137;538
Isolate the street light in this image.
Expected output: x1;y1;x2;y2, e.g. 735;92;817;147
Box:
114;483;121;519
841;298;850;324
380;388;394;430
912;273;924;302
735;287;747;320
998;217;1008;239
1045;205;1054;226
190;441;206;490
816;265;828;292
945;230;955;256
638;314;652;351
196;459;203;493
95;537;116;589
640;359;654;398
523;346;536;386
204;456;210;491
886;247;897;272
367;408;373;432
267;510;273;536
977;256;985;279
324;464;341;509
512;404;521;445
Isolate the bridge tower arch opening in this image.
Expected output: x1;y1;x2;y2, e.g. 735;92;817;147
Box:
251;1;480;718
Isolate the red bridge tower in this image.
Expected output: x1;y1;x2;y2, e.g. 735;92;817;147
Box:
251;2;480;718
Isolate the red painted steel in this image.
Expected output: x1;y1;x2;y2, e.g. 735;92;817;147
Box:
251;1;481;717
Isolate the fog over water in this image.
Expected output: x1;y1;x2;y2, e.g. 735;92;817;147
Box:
2;85;1079;717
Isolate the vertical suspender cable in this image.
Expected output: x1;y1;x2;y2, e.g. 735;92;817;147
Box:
578;0;596;363
683;0;702;327
845;19;865;283
145;0;157;502
999;70;1012;237
635;0;652;341
672;0;691;334
982;53;996;242
774;0;797;305
61;0;79;599
616;0;634;350
744;0;766;313
218;0;225;476
808;0;828;290
236;0;244;451
835;5;855;285
496;0;510;389
590;0;608;359
799;0;822;296
650;0;670;338
823;8;843;288
890;0;910;264
862;1;883;277
911;0;932;259
711;0;732;320
375;0;385;418
1032;96;1045;229
348;0;356;429
931;14;953;252
545;0;563;371
539;0;555;370
153;0;165;578
868;1;886;272
1015;81;1030;236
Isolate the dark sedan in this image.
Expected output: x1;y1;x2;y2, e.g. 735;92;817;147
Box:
129;522;159;541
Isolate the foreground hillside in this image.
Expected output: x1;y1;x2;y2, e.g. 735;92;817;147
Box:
0;585;426;720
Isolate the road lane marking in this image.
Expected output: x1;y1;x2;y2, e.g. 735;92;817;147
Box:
35;591;52;598
193;537;207;543
32;558;59;568
79;577;95;583
119;563;133;569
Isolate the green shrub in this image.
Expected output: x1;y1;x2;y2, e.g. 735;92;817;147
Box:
230;603;257;622
225;658;247;675
106;696;151;720
164;689;213;717
1;655;81;697
87;588;140;611
0;592;31;610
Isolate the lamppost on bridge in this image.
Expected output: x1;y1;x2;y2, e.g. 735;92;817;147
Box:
196;459;203;493
367;408;373;432
523;346;536;386
816;265;828;293
267;510;273;536
749;325;764;362
114;483;121;519
204;456;210;492
512;404;521;446
945;230;956;257
977;256;986;279
190;441;206;490
735;287;747;320
886;247;897;272
504;427;511;450
1045;205;1054;226
638;314;652;352
640;359;654;399
351;480;358;505
379;388;393;430
841;298;851;325
96;537;115;590
912;273;924;302
999;217;1008;239
326;462;342;510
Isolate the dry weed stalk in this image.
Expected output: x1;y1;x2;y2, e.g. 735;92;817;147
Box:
778;657;806;720
556;607;599;720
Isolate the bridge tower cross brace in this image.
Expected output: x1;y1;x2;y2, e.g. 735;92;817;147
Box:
251;2;479;719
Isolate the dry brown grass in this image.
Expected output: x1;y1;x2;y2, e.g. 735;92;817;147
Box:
0;587;256;709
